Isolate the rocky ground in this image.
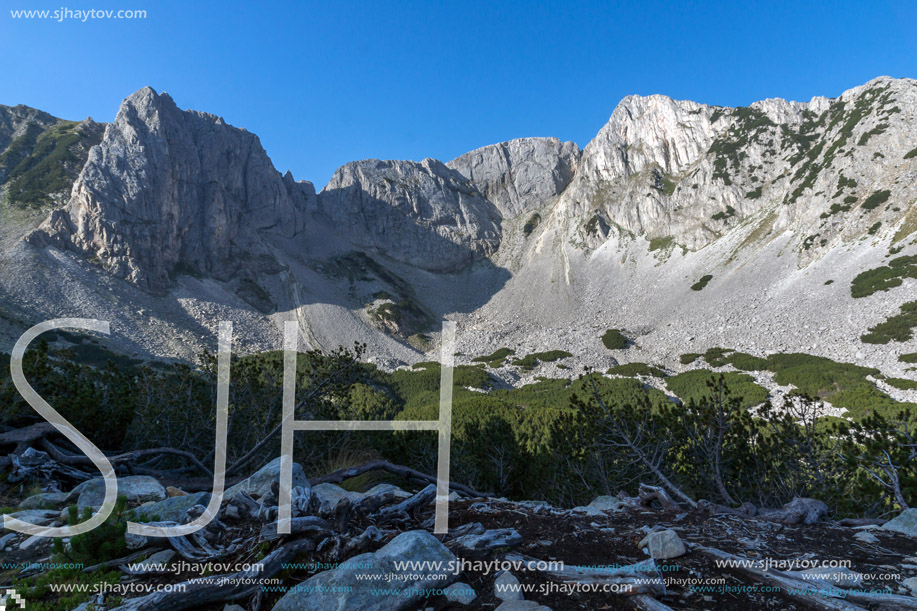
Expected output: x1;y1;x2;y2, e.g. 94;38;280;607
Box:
2;429;917;611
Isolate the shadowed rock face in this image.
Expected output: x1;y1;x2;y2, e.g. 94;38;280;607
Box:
447;137;580;219
32;86;315;292
317;158;502;272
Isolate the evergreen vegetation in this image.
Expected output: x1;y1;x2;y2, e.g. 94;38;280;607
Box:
861;189;891;211
860;300;917;344
850;255;917;298
1;335;913;520
691;274;713;291
601;328;629;350
607;362;667;378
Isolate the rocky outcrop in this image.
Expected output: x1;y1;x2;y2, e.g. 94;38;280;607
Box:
0;103;59;154
29;87;314;293
317;158;501;272
447;137;579;219
554;76;917;253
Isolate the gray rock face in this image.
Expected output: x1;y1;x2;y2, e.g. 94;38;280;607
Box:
638;529;686;559
443;582;477;605
126;491;210;522
18;490;75;510
494;571;523;601
881;508;917;537
73;475;166;508
447;138;580;219
553;76;917;253
31;87;314;295
271;530;457;611
318;158;501;272
224;456;308;501
586;495;625;513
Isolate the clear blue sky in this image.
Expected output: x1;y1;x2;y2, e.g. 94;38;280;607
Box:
2;0;915;187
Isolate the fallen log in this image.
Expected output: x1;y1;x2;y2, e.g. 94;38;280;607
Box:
696;546;870;611
447;528;522;558
311;459;491;498
836;517;887;527
41;439;214;477
376;483;436;525
109;538;316;611
0;422;56;446
506;553;665;597
637;484;683;513
261;516;333;542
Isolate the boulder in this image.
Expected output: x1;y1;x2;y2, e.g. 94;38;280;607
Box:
449;528;522;558
639;529;686;559
902;576;917;596
126;491;210;523
443;582;476;605
18;491;75;509
8;509;61;526
74;475;166;508
494;571;523;602
310;482;410;515
271;530;456;610
853;530;878;544
880;508;917;537
310;483;358;514
225;457;308;501
587;495;626;513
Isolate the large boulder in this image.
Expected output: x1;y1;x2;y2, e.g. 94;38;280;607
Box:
638;529;686;559
310;482;410;515
587;495;626;513
443;582;477;605
126;491;210;523
74;475;166;508
18;490;75;510
880;508;917;537
225;457;308;501
494;571;523;602
271;530;456;610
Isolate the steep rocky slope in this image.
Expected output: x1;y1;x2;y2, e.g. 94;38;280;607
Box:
26;87;315;311
316;158;502;272
0;78;916;387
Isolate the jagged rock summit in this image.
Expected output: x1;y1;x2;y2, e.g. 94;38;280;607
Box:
29;87;315;294
2;77;917;379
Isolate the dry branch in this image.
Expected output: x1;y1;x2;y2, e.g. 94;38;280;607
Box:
310;459;491;498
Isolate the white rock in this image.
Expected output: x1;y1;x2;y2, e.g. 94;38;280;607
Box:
494;571;524;601
639;529;686;559
443;581;477;605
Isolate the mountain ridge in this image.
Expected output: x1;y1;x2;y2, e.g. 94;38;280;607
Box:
0;78;915;397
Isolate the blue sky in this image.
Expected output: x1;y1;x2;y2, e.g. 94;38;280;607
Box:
2;0;915;187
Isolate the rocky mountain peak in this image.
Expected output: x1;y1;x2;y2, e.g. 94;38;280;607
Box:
446;137;580;219
28;86;314;294
317;157;502;272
